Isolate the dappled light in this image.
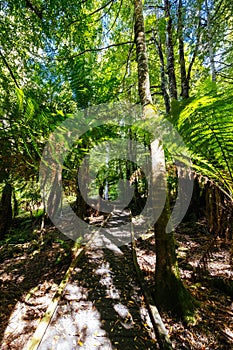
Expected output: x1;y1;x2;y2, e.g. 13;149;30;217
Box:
34;215;159;349
135;221;233;348
1;0;233;348
0;228;73;349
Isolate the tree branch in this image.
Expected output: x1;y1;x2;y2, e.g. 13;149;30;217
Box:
99;0;123;34
187;15;202;83
117;41;135;95
0;50;20;88
62;41;134;60
66;0;113;29
89;0;113;17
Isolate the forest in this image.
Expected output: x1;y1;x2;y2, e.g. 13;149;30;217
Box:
0;0;232;349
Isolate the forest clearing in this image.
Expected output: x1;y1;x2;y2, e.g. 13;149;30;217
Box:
0;0;232;349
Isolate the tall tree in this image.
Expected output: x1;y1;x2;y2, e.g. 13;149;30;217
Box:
134;2;173;347
177;0;189;98
134;0;196;324
164;0;178;100
204;0;216;83
152;29;171;113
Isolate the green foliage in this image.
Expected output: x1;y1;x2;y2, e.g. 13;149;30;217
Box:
1;0;233;231
62;122;150;202
174;85;233;196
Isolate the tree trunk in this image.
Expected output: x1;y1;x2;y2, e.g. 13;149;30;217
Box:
134;0;196;323
205;182;233;240
177;0;189;98
47;170;62;218
152;30;171;113
186;11;201;92
205;0;216;82
154;195;196;321
164;0;178;100
134;0;152;106
76;152;89;220
0;183;13;239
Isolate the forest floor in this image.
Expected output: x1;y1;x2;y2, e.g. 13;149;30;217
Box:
135;219;233;349
0;216;232;349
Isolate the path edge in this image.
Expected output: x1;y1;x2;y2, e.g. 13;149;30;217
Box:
22;243;86;350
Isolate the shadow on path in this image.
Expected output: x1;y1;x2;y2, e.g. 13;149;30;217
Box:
38;212;158;349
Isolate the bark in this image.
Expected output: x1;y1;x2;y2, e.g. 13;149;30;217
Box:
177;0;189;98
164;0;178;100
154;195;196;320
152;145;196;320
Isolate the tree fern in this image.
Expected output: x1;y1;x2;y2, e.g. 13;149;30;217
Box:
174;87;233;198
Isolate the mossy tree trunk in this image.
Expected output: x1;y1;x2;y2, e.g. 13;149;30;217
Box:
154;196;196;321
134;0;196;322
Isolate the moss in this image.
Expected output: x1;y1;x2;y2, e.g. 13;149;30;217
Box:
153;271;199;324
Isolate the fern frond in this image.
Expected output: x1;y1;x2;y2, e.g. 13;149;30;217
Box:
175;89;233;196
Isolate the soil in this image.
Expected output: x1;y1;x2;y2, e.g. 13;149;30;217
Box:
0;217;232;349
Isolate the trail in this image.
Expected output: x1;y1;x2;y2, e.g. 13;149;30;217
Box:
25;210;162;350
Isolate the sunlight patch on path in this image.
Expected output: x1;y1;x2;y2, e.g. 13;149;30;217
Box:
38;284;113;350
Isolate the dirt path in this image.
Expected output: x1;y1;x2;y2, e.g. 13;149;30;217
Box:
25;211;159;350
